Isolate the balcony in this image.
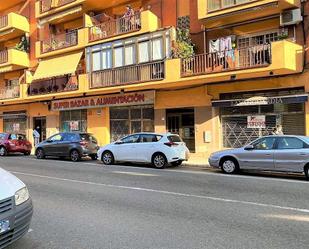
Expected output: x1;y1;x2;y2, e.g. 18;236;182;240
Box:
0;13;29;41
28;75;78;96
0;49;29;73
198;0;300;27
0;85;20;100
36;29;86;58
87;10;159;45
35;0;131;24
90;61;165;89
181;40;303;81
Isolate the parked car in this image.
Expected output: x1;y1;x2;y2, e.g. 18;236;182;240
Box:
0;133;32;157
35;132;99;162
209;135;309;179
0;167;33;248
97;133;190;168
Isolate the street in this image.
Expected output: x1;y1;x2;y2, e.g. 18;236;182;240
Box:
1;156;309;249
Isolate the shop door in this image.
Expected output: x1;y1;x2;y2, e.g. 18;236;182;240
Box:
33;117;47;142
167;109;195;152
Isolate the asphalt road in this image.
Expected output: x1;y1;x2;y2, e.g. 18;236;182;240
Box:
1;155;309;249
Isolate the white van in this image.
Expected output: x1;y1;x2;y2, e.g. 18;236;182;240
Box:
0;167;33;248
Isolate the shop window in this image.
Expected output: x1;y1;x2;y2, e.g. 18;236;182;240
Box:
60;110;87;132
110;106;154;141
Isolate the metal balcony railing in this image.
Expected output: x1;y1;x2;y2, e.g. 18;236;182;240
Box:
28;75;78;95
90;60;164;89
89;12;141;42
0;15;8;29
0;49;8;64
41;30;78;53
181;44;271;77
40;0;76;13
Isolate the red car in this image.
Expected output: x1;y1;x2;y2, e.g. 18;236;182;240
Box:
0;133;32;156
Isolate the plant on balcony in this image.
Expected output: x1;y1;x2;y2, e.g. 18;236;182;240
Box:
15;35;30;53
172;28;195;59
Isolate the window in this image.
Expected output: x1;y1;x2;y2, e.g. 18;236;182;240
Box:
102;49;112;69
140;134;161;143
252;137;276;150
92;52;101;71
168;135;182;143
125;45;135;65
152;38;163;61
63;133;79;142
48;134;63;142
114;47;124;67
60;110;87;132
138;41;150;63
121;134;140;143
0;133;5;140
277;137;304;150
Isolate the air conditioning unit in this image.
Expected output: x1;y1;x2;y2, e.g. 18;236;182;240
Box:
280;9;302;26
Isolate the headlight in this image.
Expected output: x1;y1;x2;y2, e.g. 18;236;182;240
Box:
15;187;30;206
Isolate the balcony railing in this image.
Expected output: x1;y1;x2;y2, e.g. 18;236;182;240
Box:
28;75;78;96
0;49;8;64
181;44;271;77
41;30;78;53
40;0;76;13
208;0;257;12
90;61;164;89
0;15;8;29
89;12;141;42
0;86;20;100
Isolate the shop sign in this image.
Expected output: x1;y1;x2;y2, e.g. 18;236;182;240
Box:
51;91;155;111
247;115;266;129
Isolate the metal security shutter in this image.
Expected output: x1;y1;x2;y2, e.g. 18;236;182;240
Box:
282;113;305;135
222;115;276;148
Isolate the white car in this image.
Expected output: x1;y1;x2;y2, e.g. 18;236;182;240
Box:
97;133;190;168
0;167;33;248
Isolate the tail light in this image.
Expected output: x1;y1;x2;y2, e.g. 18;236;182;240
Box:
80;141;88;147
164;142;178;147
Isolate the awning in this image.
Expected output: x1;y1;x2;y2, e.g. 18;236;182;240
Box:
212;94;309;107
0;66;14;73
39;5;82;25
32;51;83;81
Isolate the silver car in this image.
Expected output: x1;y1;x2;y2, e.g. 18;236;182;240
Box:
209;135;309;179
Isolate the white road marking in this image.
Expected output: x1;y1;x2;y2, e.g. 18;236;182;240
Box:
111;171;158;177
11;170;309;214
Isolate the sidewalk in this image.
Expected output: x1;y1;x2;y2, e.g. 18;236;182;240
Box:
182;154;210;169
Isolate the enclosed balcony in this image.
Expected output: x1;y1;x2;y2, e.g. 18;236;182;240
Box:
0;48;29;73
198;0;300;28
0;81;21;100
181;40;303;81
0;13;29;41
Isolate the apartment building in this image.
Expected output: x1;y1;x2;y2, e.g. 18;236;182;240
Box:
0;0;306;159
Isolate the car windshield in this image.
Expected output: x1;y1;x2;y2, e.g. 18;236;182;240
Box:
9;134;26;140
299;136;309;146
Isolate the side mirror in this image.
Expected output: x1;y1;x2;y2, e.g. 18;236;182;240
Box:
46;139;52;143
244;145;254;151
115;141;123;145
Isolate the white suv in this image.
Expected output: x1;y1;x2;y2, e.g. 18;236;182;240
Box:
98;133;190;168
0;168;33;248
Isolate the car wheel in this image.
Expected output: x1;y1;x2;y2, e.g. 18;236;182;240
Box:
171;160;182;167
101;151;114;165
36;148;45;159
24;151;31;156
70;150;81;162
221;158;239;174
90;154;98;160
0;147;7;156
304;166;309;181
152;153;167;169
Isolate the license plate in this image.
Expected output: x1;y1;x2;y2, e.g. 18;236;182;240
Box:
0;220;10;234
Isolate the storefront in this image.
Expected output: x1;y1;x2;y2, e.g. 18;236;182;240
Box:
51;91;155;143
1;111;28;134
212;88;307;148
